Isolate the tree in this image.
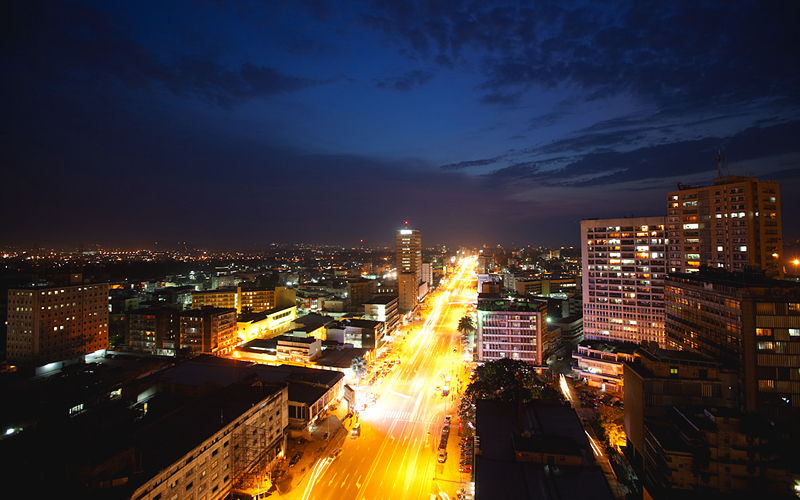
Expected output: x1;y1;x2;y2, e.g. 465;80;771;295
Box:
596;405;625;450
350;355;367;385
458;315;475;345
458;358;559;430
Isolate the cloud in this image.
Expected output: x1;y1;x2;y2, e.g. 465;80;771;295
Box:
359;1;800;111
474;120;800;189
376;69;434;91
1;1;331;106
439;156;504;171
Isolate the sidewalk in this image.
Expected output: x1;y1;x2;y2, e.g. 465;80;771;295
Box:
272;405;350;498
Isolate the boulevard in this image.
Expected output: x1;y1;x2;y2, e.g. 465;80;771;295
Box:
294;256;477;500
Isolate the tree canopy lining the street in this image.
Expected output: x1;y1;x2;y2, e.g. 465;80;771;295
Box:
458;358;559;427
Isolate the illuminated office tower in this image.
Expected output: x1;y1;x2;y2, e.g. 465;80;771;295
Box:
6;283;109;366
666;175;782;278
396;227;421;313
581;217;668;346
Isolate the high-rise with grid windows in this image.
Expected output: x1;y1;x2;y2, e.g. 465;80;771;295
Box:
581;217;668;347
396;227;421;313
666;175;783;278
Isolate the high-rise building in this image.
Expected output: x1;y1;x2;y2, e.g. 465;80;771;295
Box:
666;175;783;278
396;228;422;312
581;217;668;346
664;270;800;426
6;283;109;366
476;298;549;366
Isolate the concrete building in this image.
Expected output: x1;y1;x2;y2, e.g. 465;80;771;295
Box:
581;217;668;346
127;307;180;355
191;287;238;312
179;307;238;356
274;335;322;363
476;298;549;366
129;383;288;500
552;315;583;348
346;278;375;311
666;175;783;278
573;340;638;392
6;282;109;366
363;294;399;337
623;348;737;471
664;270;800;427
421;262;432;290
514;276;579;297
643;406;796;498
236;306;297;342
326;318;384;350
396;228;422;312
474;400;614;500
239;286;295;313
192;287;294;314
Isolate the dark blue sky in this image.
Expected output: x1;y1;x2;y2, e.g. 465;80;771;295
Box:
2;0;799;249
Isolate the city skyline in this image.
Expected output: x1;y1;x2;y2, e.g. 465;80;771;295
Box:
2;1;799;249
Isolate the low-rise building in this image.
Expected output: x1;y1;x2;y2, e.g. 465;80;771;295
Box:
275;335;322;363
643;406;796;498
623;348;738;472
574;340;637;392
476;298;549;366
326;318;384;350
474;400;614;500
363;295;399;337
236;306;297;342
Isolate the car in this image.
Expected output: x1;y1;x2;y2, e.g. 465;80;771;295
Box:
289;453;302;467
445;414;452;423
350;423;361;438
437;450;447;463
330;448;343;460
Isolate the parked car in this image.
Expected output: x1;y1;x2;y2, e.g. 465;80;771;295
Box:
289;453;302;467
350;423;361;438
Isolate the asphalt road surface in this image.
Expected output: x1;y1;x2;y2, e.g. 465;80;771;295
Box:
292;257;477;500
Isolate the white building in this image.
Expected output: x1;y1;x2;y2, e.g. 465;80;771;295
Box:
476;298;549;366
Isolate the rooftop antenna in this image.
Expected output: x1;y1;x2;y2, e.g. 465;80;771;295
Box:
716;147;728;178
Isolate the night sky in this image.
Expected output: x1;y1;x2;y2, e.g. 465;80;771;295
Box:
2;0;799;249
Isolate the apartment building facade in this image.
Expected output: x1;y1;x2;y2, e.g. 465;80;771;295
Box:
666;175;783;278
581;217;668;346
6;283;109;366
476;298;549;366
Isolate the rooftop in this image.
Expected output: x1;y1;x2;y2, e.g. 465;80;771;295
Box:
363;294;398;305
